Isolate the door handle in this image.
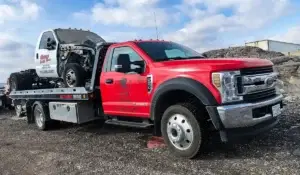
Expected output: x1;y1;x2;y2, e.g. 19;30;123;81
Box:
105;79;113;84
36;53;39;59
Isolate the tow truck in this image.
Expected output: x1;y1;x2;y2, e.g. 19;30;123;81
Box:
9;39;284;158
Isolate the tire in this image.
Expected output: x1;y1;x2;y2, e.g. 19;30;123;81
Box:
33;102;50;130
161;103;206;159
15;105;24;117
63;63;86;88
9;73;33;91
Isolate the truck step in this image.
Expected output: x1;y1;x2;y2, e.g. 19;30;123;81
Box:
105;119;153;128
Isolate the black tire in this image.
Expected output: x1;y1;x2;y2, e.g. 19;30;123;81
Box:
9;73;33;91
63;63;86;88
161;103;206;159
33;102;50;130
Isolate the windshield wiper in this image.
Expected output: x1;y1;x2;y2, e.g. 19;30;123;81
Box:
186;56;205;59
156;56;184;61
156;56;205;62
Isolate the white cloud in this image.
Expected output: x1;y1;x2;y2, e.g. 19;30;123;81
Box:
0;38;35;82
0;0;40;82
102;31;140;42
166;0;291;51
271;26;300;44
73;0;175;28
0;0;41;24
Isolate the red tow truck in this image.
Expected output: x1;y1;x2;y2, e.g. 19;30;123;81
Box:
10;40;284;158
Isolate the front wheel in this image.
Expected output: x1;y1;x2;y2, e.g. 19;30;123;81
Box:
63;63;86;88
161;104;205;159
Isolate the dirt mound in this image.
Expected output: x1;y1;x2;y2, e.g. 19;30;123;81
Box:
203;46;300;98
203;46;285;59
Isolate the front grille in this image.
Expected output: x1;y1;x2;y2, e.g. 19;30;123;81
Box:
241;66;273;75
243;88;276;103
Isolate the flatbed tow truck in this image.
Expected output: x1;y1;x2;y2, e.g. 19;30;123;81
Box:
9;39;284;158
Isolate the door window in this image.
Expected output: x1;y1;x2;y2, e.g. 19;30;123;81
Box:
39;31;56;49
110;47;143;72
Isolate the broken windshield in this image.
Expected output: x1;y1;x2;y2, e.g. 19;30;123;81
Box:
54;29;105;45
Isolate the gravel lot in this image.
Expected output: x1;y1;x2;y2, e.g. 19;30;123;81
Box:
0;102;300;175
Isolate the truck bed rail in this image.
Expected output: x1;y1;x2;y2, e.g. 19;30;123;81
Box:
9;87;91;101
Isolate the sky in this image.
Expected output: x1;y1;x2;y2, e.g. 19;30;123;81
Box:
1;0;300;82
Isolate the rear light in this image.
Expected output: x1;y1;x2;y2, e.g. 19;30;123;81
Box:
60;94;73;99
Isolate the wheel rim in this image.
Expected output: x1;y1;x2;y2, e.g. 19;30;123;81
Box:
34;108;44;128
66;69;76;87
167;114;194;150
15;105;21;116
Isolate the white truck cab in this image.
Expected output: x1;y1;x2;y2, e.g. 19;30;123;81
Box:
35;29;60;78
10;28;106;90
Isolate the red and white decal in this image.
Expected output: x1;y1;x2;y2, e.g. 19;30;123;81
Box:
40;54;51;63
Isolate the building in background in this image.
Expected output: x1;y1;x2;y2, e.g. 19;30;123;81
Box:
245;39;300;56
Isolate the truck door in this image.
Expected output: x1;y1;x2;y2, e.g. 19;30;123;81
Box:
35;30;59;78
100;46;150;117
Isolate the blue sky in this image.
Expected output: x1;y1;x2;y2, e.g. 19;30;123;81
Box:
1;0;300;81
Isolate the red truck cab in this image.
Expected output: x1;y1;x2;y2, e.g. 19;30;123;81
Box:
99;40;283;158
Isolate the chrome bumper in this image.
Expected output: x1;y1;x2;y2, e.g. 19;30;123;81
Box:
216;95;283;128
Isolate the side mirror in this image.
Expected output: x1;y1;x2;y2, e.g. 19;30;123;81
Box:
46;38;56;50
131;60;145;74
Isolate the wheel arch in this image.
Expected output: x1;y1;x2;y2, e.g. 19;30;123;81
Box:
150;77;219;136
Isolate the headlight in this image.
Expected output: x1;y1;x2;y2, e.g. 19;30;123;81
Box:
212;71;243;103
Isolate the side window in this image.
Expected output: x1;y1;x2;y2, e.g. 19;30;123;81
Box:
39;31;56;49
110;47;143;72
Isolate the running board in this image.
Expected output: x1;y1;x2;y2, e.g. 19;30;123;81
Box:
105;119;153;128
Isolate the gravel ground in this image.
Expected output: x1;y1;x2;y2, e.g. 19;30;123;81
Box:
0;102;300;175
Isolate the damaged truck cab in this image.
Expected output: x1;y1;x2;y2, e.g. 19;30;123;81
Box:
35;28;105;87
10;39;284;159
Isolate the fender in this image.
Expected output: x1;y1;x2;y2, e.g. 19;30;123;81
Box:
151;77;218;118
150;77;223;135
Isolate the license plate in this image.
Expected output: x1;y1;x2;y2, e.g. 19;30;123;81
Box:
272;104;281;117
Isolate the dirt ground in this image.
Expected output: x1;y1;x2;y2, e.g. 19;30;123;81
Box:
0;102;300;175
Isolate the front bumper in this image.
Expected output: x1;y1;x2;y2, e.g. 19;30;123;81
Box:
217;94;283;128
207;94;284;141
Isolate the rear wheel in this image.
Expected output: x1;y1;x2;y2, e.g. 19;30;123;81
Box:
33;102;51;130
63;63;86;88
15;105;24;117
161;104;205;159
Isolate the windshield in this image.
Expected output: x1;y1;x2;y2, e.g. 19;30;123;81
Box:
54;29;105;45
135;41;205;62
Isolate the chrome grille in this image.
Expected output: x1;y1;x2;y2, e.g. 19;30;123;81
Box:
237;66;277;103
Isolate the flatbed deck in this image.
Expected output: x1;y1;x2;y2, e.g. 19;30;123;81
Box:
9;87;92;101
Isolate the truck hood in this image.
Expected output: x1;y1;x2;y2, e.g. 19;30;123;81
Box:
152;57;273;72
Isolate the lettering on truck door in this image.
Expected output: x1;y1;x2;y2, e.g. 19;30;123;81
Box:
35;31;59;78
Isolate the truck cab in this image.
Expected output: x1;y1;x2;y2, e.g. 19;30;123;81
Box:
99;40;283;157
